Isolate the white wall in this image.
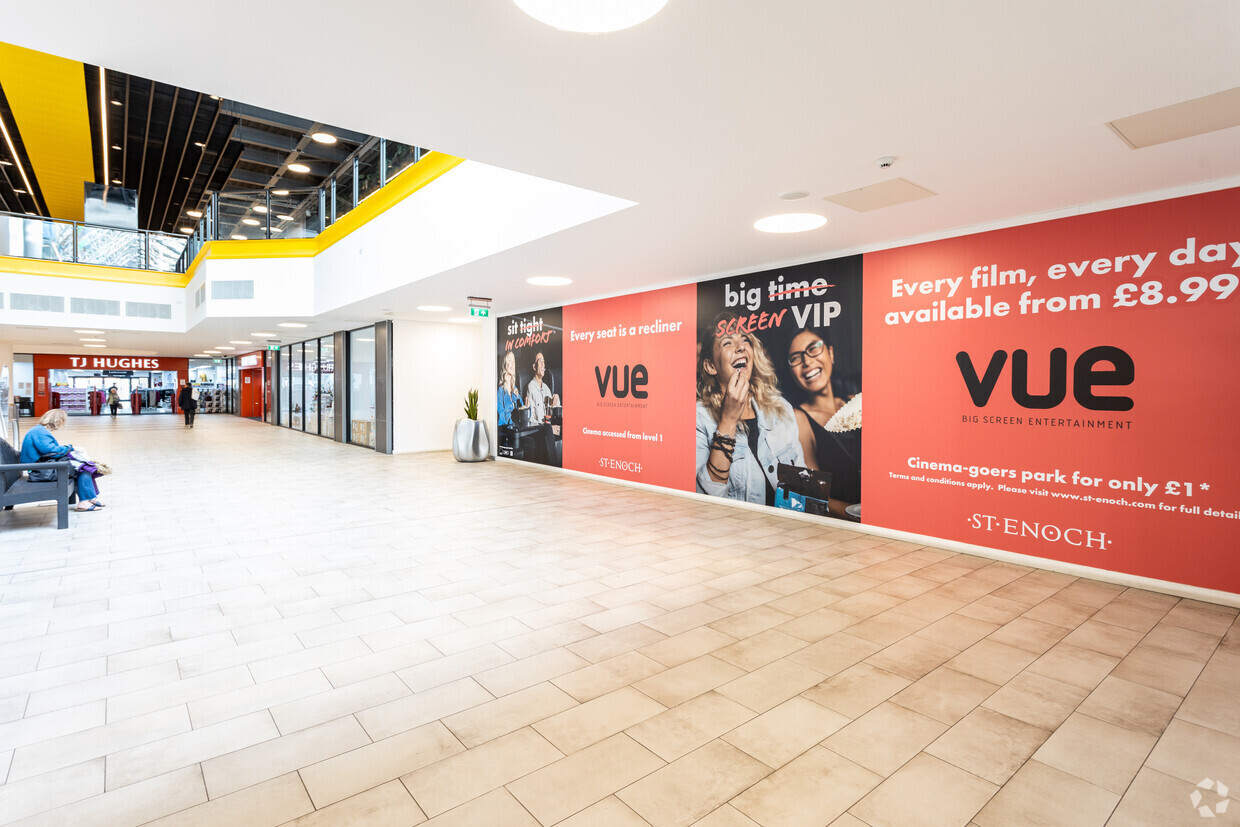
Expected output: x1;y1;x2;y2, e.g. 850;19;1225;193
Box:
391;319;486;454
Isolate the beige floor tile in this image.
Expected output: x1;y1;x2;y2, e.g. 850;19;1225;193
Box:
617;740;770;827
1059;618;1145;659
955;595;1028;625
401;727;562;817
201;713;371;798
765;587;841;617
843;609;927;646
972;760;1118;826
355;677;493;741
23;661;180;718
1140;622;1223;661
822;701;947;776
641;603;730;637
442;681;577;747
395;644;514;693
850;752;997;827
1076;675;1182;737
106;709;279;790
1032;711;1156;794
1109;766;1234;826
1144;718;1240;789
281;780;426;827
507;733;665;825
985;616;1069;654
564;623;666;663
1198;649;1240;688
552;650;666;702
787;633;882;677
1090;601;1167;633
144;771;313;827
722;696;849;767
105;665;254;722
773;607;856;643
890;667;997;725
12;765;207;827
625;691;756;762
913;614;998;651
633;655;745;707
186;669;333;728
533;686;666;753
945;639;1038;684
731;746;881;826
270;673;410;734
1110;645;1206;696
714;658;826;713
553;795;651;827
1020;596;1097;629
802;662;910;719
712;629;807;672
419;788;540;827
7;704;189;782
639;627;735;668
708;605;796;639
0;700;105;754
1175;678;1240;738
0;758;103;823
925;706;1050;785
298;721;464;809
864;635;958;681
1160;600;1237;636
1025;641;1119;690
981;671;1087;730
470;647;589;696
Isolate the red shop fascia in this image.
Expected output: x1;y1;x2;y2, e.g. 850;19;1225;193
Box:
32;354;189;417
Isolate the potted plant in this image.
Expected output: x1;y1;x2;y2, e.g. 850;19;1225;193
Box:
452;388;491;462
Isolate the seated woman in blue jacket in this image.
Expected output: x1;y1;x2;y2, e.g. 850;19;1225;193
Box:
20;409;104;511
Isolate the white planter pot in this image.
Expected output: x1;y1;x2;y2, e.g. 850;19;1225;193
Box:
452;419;491;462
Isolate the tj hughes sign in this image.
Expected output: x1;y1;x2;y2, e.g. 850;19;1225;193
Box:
66;357;164;369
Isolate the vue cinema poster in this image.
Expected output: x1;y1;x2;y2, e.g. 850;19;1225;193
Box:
498;187;1240;594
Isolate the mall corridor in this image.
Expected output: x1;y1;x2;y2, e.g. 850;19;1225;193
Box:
0;415;1237;825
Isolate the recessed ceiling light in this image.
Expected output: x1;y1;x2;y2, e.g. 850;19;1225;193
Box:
209;95;222;101
75;329;105;334
203;350;220;355
417;305;452;312
110;144;122;151
241;218;261;226
287;163;310;173
230;340;252;345
79;338;106;342
278;322;307;328
273;189;289;196
193;142;205;148
277;214;293;221
253;205;268;213
0;160;11;166
216;346;235;350
110;99;122;106
179;226;193;233
83;344;107;348
527;276;573;286
13;189;26;194
513;0;669;32
193;353;212;358
754;213;828;233
778;191;810;200
230;234;247;240
111;178;122;184
310;132;337;144
186;210;202;218
251;331;277;337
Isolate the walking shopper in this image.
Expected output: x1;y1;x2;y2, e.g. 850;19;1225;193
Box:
106;385;122;417
178;381;198;428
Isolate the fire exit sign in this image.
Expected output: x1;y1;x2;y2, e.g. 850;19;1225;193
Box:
470;307;489;317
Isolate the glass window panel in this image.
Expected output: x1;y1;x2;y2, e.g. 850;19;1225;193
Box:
290;342;303;430
334;165;354;223
385;142;419;183
78;226;145;268
349;327;376;448
320;337;335;439
357;143;381;204
148;233;188;271
266;353;275;424
305;339;320;436
278;346;289;426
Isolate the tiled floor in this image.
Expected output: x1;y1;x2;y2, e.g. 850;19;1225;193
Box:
1;414;1238;826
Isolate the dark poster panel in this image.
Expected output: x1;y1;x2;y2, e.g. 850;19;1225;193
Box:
496;307;565;467
695;256;864;520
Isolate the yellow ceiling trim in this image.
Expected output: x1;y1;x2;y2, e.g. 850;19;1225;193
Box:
0;43;95;222
0;255;191;288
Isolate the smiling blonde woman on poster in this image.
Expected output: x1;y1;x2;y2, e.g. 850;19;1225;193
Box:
696;312;803;504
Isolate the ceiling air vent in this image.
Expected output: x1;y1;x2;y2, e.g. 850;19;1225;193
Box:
70;298;122;316
11;293;65;313
1108;87;1240;149
823;178;936;212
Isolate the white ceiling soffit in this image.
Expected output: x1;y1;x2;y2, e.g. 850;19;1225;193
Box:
823;178;937;213
1108;87;1240;149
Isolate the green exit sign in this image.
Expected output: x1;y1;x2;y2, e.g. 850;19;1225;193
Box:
470;307;489;318
267;345;279;351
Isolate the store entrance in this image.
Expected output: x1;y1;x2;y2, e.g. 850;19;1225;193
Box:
59;369;178;415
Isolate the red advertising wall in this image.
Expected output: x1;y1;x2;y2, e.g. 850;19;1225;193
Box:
863;188;1240;593
499;187;1240;595
562;286;697;490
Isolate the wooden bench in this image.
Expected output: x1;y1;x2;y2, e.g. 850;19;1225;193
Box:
0;437;75;529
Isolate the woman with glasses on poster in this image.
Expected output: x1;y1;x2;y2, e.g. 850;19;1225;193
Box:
696;312;804;504
786;329;861;517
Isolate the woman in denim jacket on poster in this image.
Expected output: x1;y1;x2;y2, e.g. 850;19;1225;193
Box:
695;312;803;504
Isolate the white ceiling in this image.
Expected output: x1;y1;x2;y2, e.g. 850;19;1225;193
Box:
4;0;1240;356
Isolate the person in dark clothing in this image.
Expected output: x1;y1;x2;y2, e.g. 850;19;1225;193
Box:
177;381;198;428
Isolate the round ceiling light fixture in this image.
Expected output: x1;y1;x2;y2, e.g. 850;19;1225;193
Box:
753;213;827;234
272;189;289;196
311;132;337;144
527;275;573;286
241;218;261;226
513;0;669;33
179;227;193;233
778;191;809;201
287;163;310;173
186;210;202;218
277;214;294;221
230;234;247;241
253;205;268;214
